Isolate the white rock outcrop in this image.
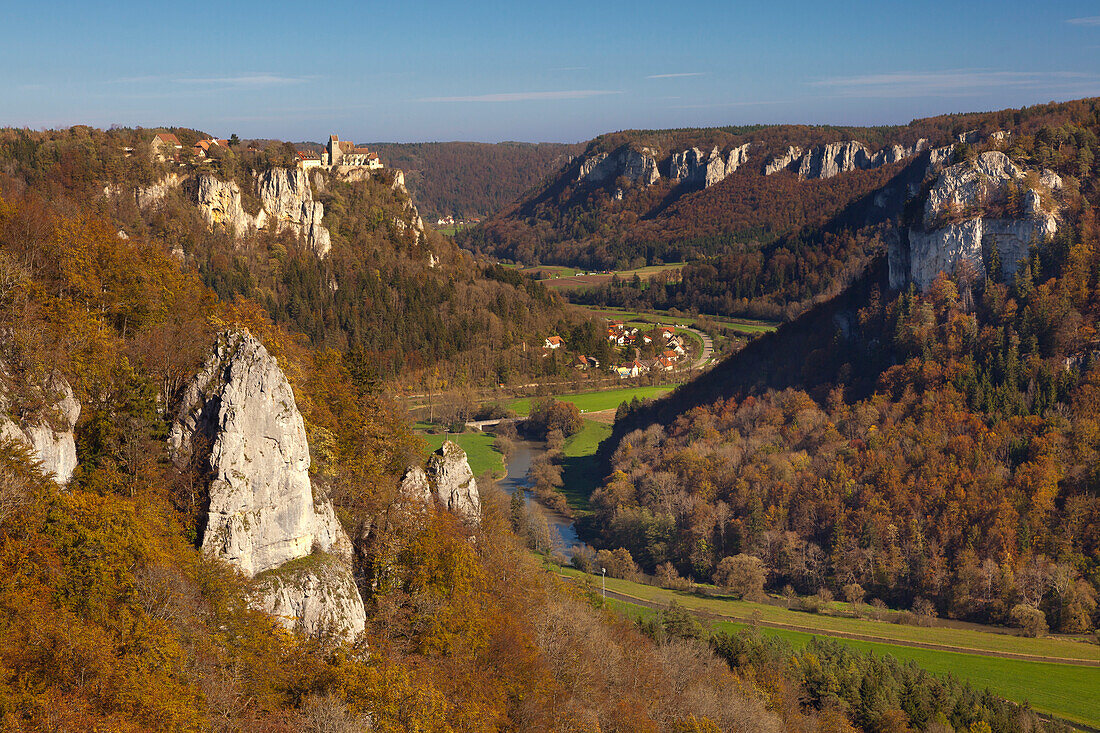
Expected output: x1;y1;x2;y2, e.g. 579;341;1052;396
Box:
256;168;331;258
766;140;929;179
169;330;364;639
0;375;80;485
399;441;481;522
398;465;432;503
190;169;331;257
891;151;1060;291
577;147;661;186
253;555;366;640
764;146;802;176
669;143;752;187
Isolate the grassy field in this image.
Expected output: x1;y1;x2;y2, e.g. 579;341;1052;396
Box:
558;567;1100;662
504;384;676;416
560;420;614;511
596;595;1100;729
419;430;506;478
528;263;685;291
574;304;778;335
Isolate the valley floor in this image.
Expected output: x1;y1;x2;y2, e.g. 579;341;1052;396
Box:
555;567;1100;730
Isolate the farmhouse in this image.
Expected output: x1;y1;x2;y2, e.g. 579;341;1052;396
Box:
544;336;564;350
151;133;183;161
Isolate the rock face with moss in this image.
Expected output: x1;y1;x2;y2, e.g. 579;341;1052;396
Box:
169;329;364;638
0;374;80;485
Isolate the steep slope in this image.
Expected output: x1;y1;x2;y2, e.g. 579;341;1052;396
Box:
585;103;1100;638
462;98;1099;321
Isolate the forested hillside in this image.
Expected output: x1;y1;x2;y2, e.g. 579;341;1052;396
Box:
587;100;1100;638
462;99;1100;321
367;141;584;221
0;126;594;389
0;185;808;730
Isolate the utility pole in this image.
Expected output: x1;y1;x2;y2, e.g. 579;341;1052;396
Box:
601;567;606;600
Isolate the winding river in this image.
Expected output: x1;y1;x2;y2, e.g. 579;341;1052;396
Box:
497;439;580;551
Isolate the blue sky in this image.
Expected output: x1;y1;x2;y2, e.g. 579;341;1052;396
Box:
2;0;1099;143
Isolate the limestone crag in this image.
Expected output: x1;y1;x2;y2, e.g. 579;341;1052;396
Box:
169;330;350;576
890;151;1060;291
169;329;363;638
764;146;802;176
577;146;660;186
398;465;432;503
401;441;481;522
256;168;331;258
253;555;366;640
765;140;929;179
189;169;331;257
192;174;260;234
669;143;753;187
0;374;80;485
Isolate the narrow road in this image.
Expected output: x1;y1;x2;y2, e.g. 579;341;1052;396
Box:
683;326;714;369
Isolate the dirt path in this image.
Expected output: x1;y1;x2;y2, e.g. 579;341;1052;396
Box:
575;581;1100;667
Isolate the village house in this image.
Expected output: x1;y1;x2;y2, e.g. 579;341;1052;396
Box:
574;354;600;371
654;356;676;372
192;138;229;159
151;133;183;161
544;336;564;350
654;326;675;342
296;150;323;169
322;134;383;169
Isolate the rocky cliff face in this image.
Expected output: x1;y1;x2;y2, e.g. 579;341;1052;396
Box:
765;139;929;179
577;146;661;186
0;375;80;485
169;330;364;639
188;169;331;257
253;555;366;640
397;441;480;522
764;146;802;175
668;143;753;188
890;151;1061;291
256;168;331;257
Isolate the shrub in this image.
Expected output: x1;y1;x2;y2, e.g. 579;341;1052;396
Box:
713;554;767;600
1010;604;1048;637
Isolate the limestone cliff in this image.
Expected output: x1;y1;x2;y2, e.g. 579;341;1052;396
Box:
252;554;366;640
764;146;802;176
890;151;1061;291
765;139;929;179
577;146;661;186
0;374;80;485
190;169;331;257
169;329;364;639
668;143;753;187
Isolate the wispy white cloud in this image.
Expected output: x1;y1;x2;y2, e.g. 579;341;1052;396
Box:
809;69;1100;98
646;72;704;79
417;90;621;103
110;73;311;87
1067;15;1100;25
174;74;309;86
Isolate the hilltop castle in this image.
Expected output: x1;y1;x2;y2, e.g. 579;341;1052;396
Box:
318;134;382;169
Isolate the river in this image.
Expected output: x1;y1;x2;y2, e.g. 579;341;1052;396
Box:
497;439;580;551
